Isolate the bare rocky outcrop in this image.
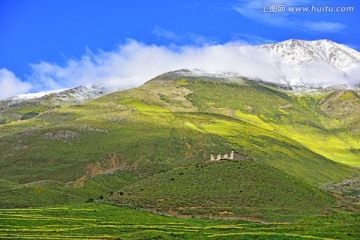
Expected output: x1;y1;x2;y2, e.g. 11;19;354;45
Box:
325;177;360;204
71;153;135;187
85;153;130;178
78;125;109;133
42;130;81;142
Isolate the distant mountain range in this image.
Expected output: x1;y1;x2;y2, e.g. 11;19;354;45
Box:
2;85;109;105
0;85;110;124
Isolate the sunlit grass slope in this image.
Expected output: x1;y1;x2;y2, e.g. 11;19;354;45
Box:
0;72;359;208
180;77;360;167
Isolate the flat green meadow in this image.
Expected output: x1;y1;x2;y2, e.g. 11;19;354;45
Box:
1;203;359;239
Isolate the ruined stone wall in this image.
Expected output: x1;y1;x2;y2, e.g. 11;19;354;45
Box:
210;150;249;161
233;152;248;160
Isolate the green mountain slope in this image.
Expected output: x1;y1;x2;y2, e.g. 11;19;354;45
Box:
176;76;360;167
0;86;106;125
110;161;336;221
0;71;359;211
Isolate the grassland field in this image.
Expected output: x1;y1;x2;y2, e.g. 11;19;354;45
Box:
1;203;360;240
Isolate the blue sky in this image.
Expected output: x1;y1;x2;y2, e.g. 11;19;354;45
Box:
0;0;359;98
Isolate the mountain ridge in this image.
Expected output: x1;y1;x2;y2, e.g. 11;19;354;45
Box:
1;85;109;104
2;39;360;101
159;68;360;92
0;85;111;124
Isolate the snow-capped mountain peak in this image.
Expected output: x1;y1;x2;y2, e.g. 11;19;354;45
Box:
261;39;360;70
165;40;360;89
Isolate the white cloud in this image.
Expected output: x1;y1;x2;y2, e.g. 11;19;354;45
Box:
24;41;284;92
231;33;275;45
1;39;359;99
303;21;345;33
153;27;181;41
0;68;32;99
233;0;346;33
26;40;360;90
279;62;360;87
152;26;216;45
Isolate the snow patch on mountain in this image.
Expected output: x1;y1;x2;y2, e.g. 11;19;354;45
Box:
168;68;244;80
258;39;360;88
13;89;69;101
165;39;360;89
3;85;110;105
262;39;360;70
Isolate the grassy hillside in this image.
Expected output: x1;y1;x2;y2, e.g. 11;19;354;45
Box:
110;160;336;222
0;86;106;125
0;72;359;212
0;92;73;125
179;77;360;167
0;172;139;208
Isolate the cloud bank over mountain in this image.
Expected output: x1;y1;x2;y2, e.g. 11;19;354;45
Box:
1;39;360;99
0;69;32;99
